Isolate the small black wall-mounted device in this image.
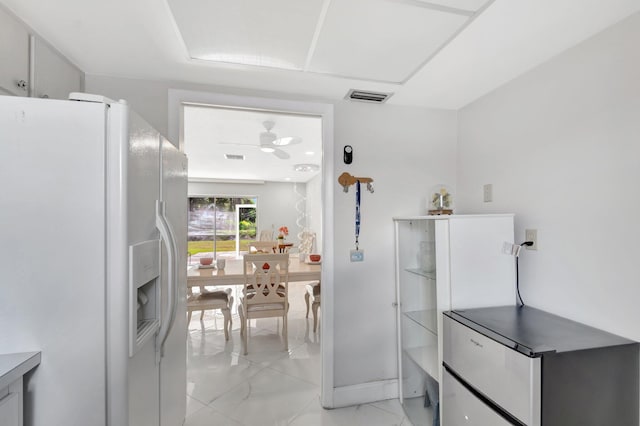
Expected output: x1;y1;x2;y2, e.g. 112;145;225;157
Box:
343;145;353;164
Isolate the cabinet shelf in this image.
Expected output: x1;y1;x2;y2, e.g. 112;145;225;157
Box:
405;345;439;381
403;309;437;336
405;268;436;280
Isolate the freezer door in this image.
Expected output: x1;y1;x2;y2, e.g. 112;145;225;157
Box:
443;316;541;426
159;137;188;426
124;109;161;426
442;369;517;426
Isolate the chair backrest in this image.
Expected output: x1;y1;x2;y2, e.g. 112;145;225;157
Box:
243;254;289;305
250;241;277;253
298;231;316;254
259;230;274;241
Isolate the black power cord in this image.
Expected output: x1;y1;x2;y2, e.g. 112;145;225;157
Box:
516;241;534;306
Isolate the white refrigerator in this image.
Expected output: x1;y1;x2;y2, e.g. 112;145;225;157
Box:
0;93;187;426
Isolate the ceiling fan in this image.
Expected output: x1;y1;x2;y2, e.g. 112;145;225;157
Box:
221;120;302;160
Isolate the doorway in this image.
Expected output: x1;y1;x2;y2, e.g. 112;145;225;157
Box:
169;89;335;408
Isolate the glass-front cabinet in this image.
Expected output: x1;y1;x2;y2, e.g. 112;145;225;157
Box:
393;214;516;426
394;218;444;426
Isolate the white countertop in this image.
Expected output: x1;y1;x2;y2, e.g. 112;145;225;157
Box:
0;352;41;389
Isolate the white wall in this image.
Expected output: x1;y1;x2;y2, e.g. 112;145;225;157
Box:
332;101;457;387
457;12;640;341
86;76;327;144
86;74;458;395
88;77;173;137
188;180;306;246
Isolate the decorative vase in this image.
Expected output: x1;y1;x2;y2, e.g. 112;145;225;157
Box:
428;184;454;215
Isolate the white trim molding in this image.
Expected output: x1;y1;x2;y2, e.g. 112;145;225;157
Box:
167;89;336;407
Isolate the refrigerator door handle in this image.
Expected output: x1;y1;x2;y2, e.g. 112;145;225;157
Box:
155;200;179;357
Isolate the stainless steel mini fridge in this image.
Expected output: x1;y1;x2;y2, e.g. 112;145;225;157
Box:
442;306;639;426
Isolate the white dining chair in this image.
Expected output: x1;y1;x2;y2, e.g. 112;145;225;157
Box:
305;281;321;332
250;240;277;253
238;253;289;355
187;287;233;340
258;229;274;241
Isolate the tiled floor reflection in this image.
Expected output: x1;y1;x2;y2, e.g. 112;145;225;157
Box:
184;282;409;426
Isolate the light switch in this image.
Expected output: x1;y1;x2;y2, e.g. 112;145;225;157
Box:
483;184;493;202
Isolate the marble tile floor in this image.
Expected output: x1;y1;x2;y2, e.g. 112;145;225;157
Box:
184;282;411;426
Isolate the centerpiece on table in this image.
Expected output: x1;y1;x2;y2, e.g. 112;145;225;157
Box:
277;226;289;244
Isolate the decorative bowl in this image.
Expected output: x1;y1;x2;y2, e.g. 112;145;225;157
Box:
309;254;321;262
199;257;214;266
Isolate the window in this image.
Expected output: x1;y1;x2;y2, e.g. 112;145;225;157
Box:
188;196;257;260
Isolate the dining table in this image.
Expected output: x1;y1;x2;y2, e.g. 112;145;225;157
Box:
187;256;321;288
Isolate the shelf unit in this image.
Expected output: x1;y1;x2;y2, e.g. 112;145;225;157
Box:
405;309;437;334
405;268;436;280
393;214;516;426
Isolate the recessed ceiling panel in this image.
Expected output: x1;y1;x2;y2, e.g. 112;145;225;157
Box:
309;0;470;83
168;0;324;70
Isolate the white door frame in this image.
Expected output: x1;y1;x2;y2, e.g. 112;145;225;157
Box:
169;89;335;407
235;204;256;255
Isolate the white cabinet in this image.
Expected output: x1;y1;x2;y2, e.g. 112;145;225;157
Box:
31;36;83;99
0;6;30;96
393;214;515;426
0;352;41;426
0;377;22;426
0;5;83;100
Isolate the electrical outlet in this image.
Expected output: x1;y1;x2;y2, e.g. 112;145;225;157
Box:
350;249;364;262
483;184;493;202
525;229;537;250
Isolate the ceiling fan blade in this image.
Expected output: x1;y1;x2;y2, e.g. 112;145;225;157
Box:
273;136;302;146
272;148;290;160
219;142;258;147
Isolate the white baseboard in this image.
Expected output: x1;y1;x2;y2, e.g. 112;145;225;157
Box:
330;379;399;408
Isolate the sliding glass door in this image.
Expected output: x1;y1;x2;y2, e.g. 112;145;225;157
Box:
187;196;257;261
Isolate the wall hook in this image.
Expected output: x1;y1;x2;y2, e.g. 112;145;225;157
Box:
338;172;374;193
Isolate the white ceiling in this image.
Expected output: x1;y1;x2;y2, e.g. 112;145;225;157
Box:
168;0;490;84
2;0;639;182
2;0;639;110
184;105;322;183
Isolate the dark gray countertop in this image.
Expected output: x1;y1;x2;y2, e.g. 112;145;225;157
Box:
0;352;41;389
446;305;637;357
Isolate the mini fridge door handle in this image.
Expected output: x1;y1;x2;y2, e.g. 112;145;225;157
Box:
156;200;178;357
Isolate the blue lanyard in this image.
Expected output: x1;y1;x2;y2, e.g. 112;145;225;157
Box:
355;180;361;249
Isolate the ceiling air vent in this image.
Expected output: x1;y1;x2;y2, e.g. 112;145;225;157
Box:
224;154;245;160
345;89;393;104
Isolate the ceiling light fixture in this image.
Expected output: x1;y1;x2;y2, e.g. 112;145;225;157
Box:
260;146;275;153
305;151;315;156
293;164;320;172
